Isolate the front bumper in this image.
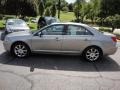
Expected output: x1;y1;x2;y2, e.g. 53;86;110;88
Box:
3;41;11;52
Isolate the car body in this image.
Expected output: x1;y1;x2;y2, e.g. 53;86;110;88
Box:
3;22;117;61
5;19;30;33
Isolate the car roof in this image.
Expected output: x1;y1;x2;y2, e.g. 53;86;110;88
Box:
51;22;90;27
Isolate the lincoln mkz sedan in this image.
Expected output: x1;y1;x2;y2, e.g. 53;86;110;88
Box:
3;23;117;61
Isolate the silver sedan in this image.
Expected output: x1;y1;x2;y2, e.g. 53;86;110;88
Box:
3;23;118;62
5;19;30;33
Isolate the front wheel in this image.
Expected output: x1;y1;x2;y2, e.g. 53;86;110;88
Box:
11;42;30;58
83;47;103;62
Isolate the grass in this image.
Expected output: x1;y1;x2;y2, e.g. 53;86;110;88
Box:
27;22;37;31
0;20;5;30
58;11;75;22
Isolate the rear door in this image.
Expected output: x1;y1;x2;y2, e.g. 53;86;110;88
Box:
62;25;94;52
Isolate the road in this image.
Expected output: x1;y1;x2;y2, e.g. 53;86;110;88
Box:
0;31;120;90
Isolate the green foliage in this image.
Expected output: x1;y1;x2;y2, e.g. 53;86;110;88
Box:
62;6;68;13
28;22;37;30
85;0;101;23
104;14;120;32
73;5;80;21
0;20;5;30
0;14;3;20
38;0;45;16
99;27;112;33
0;0;68;18
3;0;37;16
3;16;15;20
68;4;74;12
44;7;51;16
50;3;57;17
80;2;89;22
45;1;52;8
99;0;120;19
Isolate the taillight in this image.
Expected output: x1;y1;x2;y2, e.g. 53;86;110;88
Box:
111;37;117;42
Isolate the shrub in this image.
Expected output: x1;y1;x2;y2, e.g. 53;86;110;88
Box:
3;16;15;20
62;7;68;13
99;27;112;33
44;7;51;16
104;14;120;32
0;14;3;20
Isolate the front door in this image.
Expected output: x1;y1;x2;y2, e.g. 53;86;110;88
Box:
31;25;64;51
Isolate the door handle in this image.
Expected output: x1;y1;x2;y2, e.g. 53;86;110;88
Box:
56;37;60;41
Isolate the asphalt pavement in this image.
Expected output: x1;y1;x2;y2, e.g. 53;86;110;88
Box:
0;32;120;90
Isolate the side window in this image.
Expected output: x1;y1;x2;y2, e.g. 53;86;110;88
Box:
66;25;93;35
42;25;64;35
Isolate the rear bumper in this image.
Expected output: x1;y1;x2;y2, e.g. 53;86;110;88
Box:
103;46;118;55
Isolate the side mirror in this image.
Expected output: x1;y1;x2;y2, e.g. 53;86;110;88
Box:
38;32;43;37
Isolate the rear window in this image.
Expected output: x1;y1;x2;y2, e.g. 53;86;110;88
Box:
7;20;27;26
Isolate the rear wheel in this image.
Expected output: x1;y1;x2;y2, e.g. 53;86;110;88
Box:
11;42;30;58
83;46;103;62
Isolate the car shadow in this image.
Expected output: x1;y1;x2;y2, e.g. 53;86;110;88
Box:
0;52;120;72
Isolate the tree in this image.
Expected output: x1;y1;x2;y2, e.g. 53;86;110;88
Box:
45;0;52;8
51;3;57;17
1;0;37;17
38;0;45;16
62;6;68;12
44;7;51;16
105;14;120;32
74;0;89;22
99;0;120;19
68;3;73;12
85;0;101;23
74;5;80;21
80;2;89;22
73;0;81;21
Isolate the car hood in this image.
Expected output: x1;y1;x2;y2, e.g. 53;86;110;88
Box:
6;25;30;30
7;31;32;37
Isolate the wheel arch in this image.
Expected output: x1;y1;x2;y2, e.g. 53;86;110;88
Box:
82;45;103;55
10;41;31;52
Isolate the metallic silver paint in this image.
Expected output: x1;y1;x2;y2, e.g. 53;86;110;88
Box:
3;23;117;56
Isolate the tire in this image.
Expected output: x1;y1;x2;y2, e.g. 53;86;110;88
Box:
11;42;30;58
83;46;103;62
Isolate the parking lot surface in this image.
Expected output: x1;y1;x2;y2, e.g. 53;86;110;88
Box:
0;32;120;90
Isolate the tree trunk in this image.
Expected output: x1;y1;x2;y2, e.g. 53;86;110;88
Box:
112;26;115;32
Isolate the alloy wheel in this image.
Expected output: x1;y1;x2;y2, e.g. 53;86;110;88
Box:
14;44;28;58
